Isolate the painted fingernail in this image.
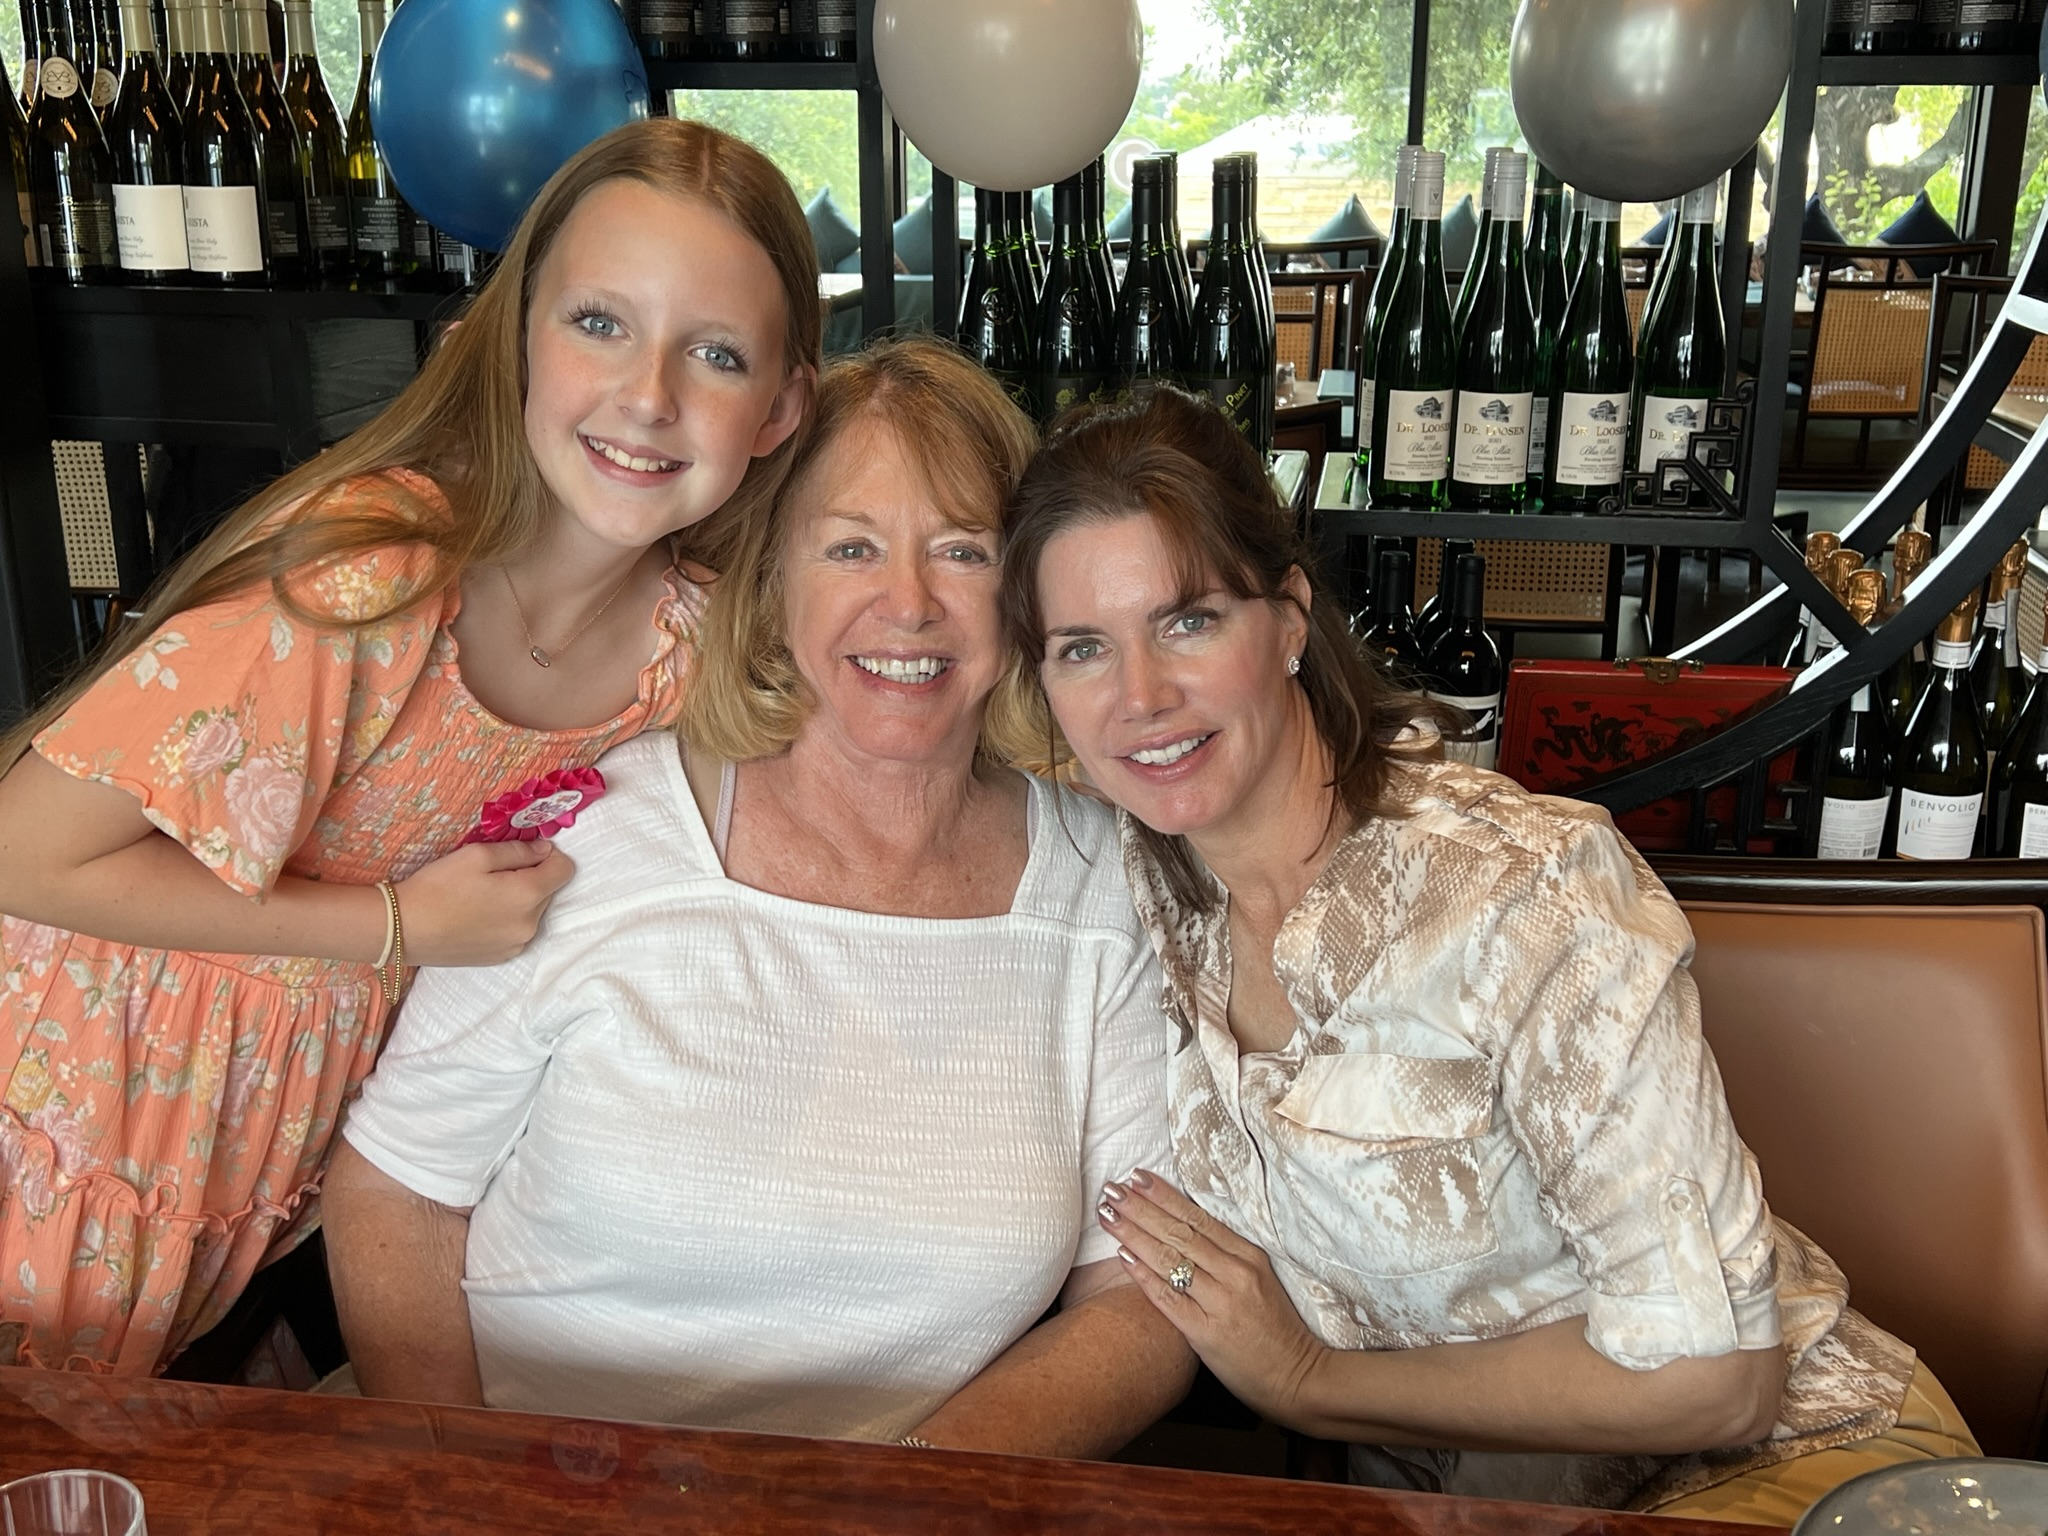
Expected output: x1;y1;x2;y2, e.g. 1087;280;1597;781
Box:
1118;1247;1138;1265
1130;1169;1155;1189
1097;1201;1120;1225
1101;1181;1127;1202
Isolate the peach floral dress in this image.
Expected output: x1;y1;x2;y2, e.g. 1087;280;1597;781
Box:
0;470;705;1375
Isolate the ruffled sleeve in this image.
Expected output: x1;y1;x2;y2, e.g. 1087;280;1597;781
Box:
33;474;452;897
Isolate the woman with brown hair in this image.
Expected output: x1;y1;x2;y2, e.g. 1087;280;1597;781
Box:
999;388;1975;1522
0;116;816;1376
323;338;1193;1452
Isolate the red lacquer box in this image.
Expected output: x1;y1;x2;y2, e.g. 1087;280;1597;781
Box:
1497;658;1798;852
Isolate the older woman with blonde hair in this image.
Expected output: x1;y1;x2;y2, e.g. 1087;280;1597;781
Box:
324;338;1195;1452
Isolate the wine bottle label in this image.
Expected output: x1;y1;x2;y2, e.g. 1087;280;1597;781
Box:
114;182;192;269
1933;638;1972;669
1528;396;1549;474
39;196;117;273
1816;795;1886;860
2020;803;2048;858
410;217;435;260
353;194;402;254
1429;691;1501;771
307;194;349;252
1554;391;1629;484
1895;788;1983;860
264;197;301;257
184;183;265;272
1381;389;1451;482
90;66;119;108
1636;394;1707;473
1452;390;1532;485
38;57;80;97
724;0;777;34
815;0;854;35
640;0;690;33
1355;377;1375;454
1196;373;1259;441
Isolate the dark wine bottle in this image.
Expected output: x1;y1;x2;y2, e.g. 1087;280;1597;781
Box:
1189;153;1275;454
639;0;693;59
26;0;118;282
1241;149;1273;350
1354;142;1416;475
1850;0;1919;49
961;186;1033;412
1993;603;2048;856
4;55;36;268
1111;156;1187;404
1523;161;1567;503
1424;552;1503;770
706;0;780;58
346;0;412;281
165;0;193;108
792;0;853;57
1157;150;1194;347
1919;0;2014;49
1972;540;2028;757
1544;194;1633;512
19;0;42;108
280;0;346;280
1450;149;1534;512
1561;189;1586;302
232;0;302;283
1361;545;1425;681
1451;144;1503;339
1814;569;1892;859
107;0;186;279
1034;170;1109;422
1414;537;1474;656
1368;148;1453;509
84;0;120;116
1632;179;1724;479
1879;528;1933;740
1003;189;1041;331
1890;592;1986;859
1079;155;1117;338
179;0;265;283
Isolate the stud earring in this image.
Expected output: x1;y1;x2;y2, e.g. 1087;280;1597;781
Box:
1286;655;1302;677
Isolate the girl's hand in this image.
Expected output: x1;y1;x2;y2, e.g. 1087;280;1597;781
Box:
393;840;577;966
1099;1170;1329;1424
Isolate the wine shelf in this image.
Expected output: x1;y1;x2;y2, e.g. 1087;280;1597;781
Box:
644;58;861;92
31;281;459;324
1816;51;2042;86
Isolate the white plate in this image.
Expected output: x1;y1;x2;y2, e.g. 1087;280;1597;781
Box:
1794;1458;2048;1536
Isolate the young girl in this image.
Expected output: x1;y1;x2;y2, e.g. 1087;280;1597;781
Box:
0;117;819;1376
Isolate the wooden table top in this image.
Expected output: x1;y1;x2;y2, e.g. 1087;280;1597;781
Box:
0;1367;1775;1535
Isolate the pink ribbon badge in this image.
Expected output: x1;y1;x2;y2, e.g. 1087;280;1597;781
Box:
460;766;606;846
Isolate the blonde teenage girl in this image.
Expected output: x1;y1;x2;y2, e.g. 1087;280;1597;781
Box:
0;117;818;1376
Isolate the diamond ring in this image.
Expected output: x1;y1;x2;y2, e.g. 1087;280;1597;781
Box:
1167;1261;1196;1293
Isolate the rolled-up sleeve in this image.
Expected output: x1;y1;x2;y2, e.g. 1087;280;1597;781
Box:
1487;817;1782;1370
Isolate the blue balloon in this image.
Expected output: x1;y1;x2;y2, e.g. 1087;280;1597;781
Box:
371;0;649;254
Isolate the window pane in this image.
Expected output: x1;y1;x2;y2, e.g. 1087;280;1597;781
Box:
2014;90;2048;256
1805;83;1970;241
670;89;862;223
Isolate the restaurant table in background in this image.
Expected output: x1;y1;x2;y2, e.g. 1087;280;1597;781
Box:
0;1368;1780;1535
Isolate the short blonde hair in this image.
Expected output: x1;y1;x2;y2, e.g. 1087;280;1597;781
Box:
683;337;1041;764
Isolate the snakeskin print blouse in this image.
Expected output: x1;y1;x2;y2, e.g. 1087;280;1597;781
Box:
1121;757;1918;1507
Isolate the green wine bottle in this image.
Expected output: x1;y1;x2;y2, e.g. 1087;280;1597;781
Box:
1189;153;1275;454
1079;155;1117;343
1157;149;1194;347
1111;156;1187;404
1452;145;1503;339
1890;593;1986;860
106;0;186;279
1814;569;1892;859
26;0;118;282
346;0;414;282
1544;194;1633;513
1993;601;2048;857
1449;150;1534;512
962;186;1034;412
1973;541;2028;760
1354;142;1416;474
1523;162;1567;504
1562;188;1586;300
1033;170;1109;422
1632;179;1725;477
280;0;348;280
1368;148;1453;510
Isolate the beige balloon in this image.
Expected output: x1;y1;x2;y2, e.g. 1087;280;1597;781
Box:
873;0;1144;192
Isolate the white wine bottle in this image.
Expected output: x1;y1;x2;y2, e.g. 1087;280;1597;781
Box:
280;0;347;280
1632;179;1725;477
1452;144;1503;339
106;0;187;280
1890;591;1986;860
1354;142;1417;476
1879;527;1933;739
1971;540;2028;760
1993;602;2048;857
26;0;118;282
1449;150;1534;511
180;0;265;283
233;0;302;284
1523;162;1567;504
1368;148;1453;509
1544;195;1632;512
1814;569;1891;859
346;0;413;282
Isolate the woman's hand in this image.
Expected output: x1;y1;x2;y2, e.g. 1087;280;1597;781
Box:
1100;1170;1328;1425
394;840;577;966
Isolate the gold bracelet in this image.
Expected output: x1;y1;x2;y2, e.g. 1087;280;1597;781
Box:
375;880;404;1006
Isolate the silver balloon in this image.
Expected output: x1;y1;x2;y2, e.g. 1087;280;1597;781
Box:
1511;0;1793;203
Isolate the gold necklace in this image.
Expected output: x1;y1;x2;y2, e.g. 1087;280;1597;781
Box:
500;560;640;669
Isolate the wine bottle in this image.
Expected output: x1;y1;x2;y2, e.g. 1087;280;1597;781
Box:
1414;537;1474;655
1189;153;1275;454
1849;0;1919;49
1157;150;1194;348
1079;155;1117;338
1368;149;1453;510
1971;540;2028;757
6;55;41;268
1879;527;1933;739
961;187;1033;412
1424;551;1503;770
1782;530;1843;667
707;0;780;58
1544;194;1633;513
231;0;303;283
792;0;853;58
26;0;118;282
1452;145;1503;339
19;0;42;107
346;0;412;281
280;0;346;280
1919;0;2015;49
1034;170;1109;422
1814;569;1892;859
1993;603;2048;857
1825;0;1854;49
1523;162;1567;504
165;0;193;108
106;0;186;279
1632;179;1725;478
1111;156;1187;405
1561;188;1586;302
1450;150;1534;512
1360;544;1425;681
1354;142;1417;475
1890;591;1986;859
83;0;120;116
639;0;693;58
1003;189;1041;331
1241;149;1273;350
179;0;264;282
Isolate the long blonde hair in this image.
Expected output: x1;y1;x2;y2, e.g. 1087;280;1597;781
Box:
3;117;821;773
684;337;1042;764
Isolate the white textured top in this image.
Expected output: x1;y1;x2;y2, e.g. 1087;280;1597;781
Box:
344;733;1170;1439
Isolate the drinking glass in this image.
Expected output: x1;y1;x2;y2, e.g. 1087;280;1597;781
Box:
0;1470;147;1536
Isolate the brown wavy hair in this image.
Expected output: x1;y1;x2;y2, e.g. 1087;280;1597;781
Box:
1000;388;1447;912
683;336;1042;764
3;116;821;773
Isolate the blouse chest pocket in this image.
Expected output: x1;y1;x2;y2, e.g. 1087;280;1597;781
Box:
1266;1052;1501;1280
